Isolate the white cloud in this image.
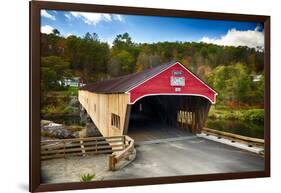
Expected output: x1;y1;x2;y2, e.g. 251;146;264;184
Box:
65;13;72;20
68;12;124;25
113;14;124;22
41;25;54;34
101;37;115;47
64;33;74;38
200;27;264;49
41;10;56;20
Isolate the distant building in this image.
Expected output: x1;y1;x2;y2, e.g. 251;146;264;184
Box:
253;75;262;82
59;77;86;87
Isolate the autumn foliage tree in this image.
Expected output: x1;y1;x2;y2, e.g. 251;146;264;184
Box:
41;31;264;108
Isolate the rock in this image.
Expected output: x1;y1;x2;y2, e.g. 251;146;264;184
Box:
41;120;93;139
72;131;81;138
41;120;53;127
69;96;79;107
76;128;87;138
42;124;74;139
49;122;62;127
86;123;101;137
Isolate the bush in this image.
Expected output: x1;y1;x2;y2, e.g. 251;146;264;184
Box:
80;173;95;182
224;112;237;120
208;108;264;123
241;109;264;123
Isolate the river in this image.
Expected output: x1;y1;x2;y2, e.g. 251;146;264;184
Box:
206;119;264;139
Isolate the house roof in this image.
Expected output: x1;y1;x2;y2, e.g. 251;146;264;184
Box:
80;61;217;94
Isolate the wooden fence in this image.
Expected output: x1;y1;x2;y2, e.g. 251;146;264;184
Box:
41;135;126;160
108;135;135;171
202;128;264;147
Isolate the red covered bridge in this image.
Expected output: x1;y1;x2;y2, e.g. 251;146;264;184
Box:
78;61;217;138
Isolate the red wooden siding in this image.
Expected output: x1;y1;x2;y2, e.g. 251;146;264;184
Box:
128;62;217;104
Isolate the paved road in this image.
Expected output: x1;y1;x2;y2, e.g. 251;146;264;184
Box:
105;136;264;180
41;136;264;183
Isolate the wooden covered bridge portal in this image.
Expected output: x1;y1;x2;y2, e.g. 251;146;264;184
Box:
78;62;217;139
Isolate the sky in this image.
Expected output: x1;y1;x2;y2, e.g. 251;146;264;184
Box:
41;9;264;49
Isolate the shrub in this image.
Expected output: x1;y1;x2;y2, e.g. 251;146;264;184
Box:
224;111;238;120
242;109;264;123
208;107;264;123
80;173;95;182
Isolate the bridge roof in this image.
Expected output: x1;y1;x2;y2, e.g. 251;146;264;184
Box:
80;61;217;96
80;61;175;93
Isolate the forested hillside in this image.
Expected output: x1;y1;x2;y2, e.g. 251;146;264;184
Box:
41;29;264;108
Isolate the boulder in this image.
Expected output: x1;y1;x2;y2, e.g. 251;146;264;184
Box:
42;123;74;139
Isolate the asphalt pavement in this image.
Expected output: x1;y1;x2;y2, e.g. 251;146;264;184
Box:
41;135;264;183
105;136;264;180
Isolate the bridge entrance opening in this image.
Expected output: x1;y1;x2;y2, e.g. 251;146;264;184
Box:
126;95;211;142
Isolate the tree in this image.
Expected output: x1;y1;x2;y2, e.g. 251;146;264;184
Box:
135;52;149;72
40;31;265;109
191;52;204;72
196;65;212;81
84;32;99;42
110;33;137;75
65;35;82;69
41;30;64;57
207;63;251;107
52;29;60;36
41;56;71;91
148;54;162;67
80;34;110;82
107;58;121;77
113;50;135;75
113;32;133;49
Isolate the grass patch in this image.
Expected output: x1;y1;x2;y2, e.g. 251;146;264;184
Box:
67;125;85;132
56;86;78;96
41;88;79;116
41;105;77;116
67;86;78;95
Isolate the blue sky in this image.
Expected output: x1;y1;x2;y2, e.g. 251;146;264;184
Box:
41;10;264;48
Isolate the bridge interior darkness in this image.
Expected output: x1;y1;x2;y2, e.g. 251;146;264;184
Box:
127;95;211;142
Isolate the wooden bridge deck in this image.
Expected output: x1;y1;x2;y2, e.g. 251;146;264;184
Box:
127;114;193;142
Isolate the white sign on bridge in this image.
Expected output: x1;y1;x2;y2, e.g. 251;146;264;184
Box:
170;76;185;86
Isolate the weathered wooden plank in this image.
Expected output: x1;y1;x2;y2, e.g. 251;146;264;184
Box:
41;149;117;160
41;144;125;154
78;91;129;137
41;148;126;159
41;139;124;149
202;128;264;144
41;135;128;160
122;105;132;135
41;137;124;147
64;139;123;147
108;135;135;171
